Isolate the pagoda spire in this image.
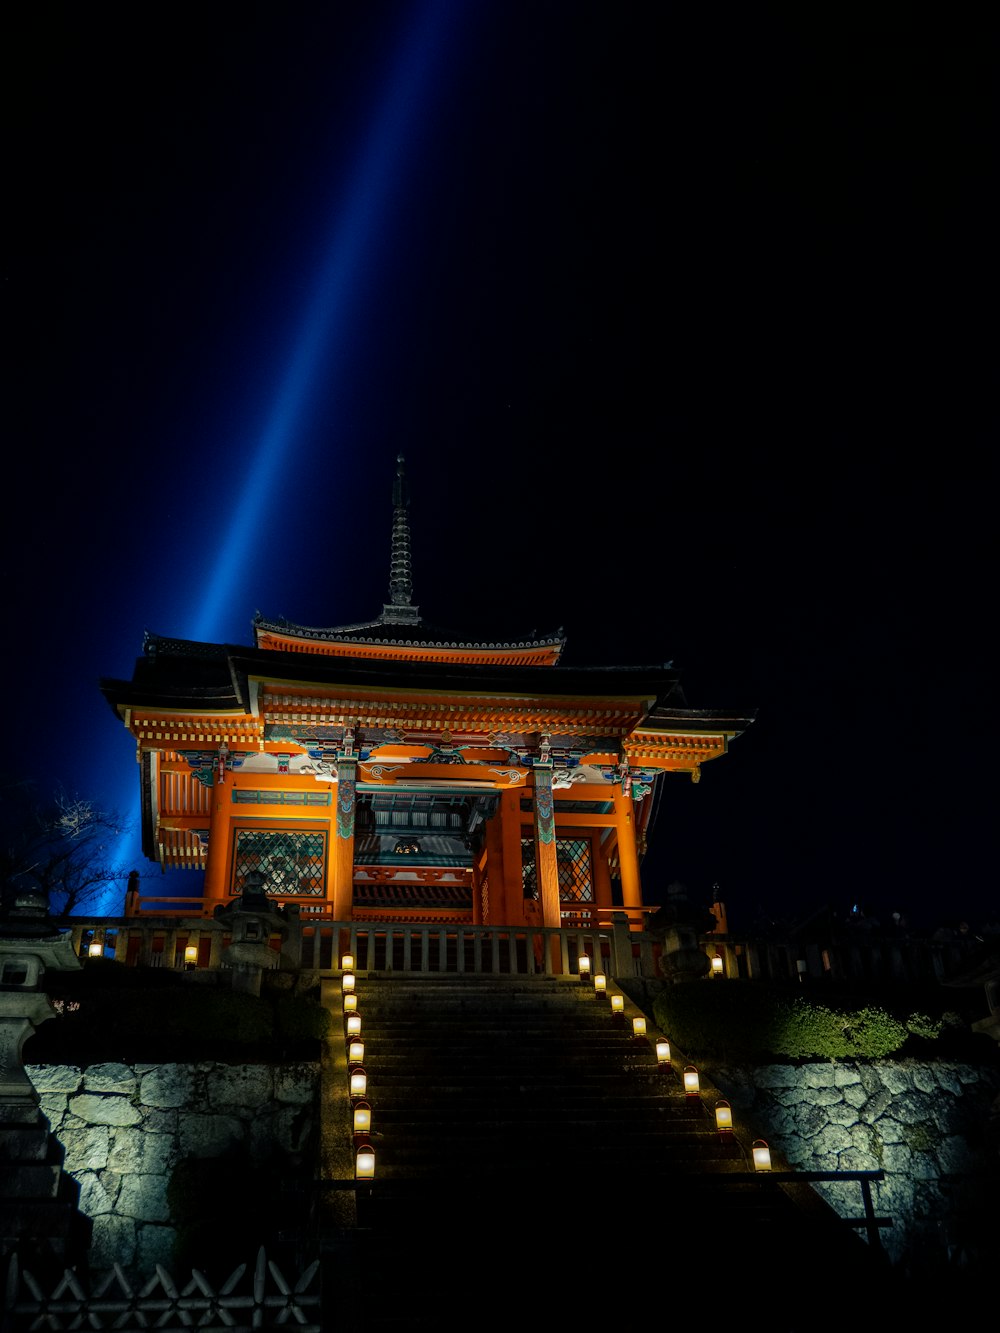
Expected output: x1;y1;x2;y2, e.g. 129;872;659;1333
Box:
382;454;420;625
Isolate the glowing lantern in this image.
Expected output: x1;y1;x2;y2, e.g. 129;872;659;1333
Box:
353;1101;372;1138
356;1143;375;1180
752;1140;772;1171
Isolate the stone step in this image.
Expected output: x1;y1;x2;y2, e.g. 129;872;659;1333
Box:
322;974;887;1330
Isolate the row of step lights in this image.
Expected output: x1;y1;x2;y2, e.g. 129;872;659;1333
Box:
577;952;774;1172
338;949;774;1182
338;955;376;1182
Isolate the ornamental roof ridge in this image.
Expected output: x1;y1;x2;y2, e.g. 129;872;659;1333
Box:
250;614;566;652
142;630;233;658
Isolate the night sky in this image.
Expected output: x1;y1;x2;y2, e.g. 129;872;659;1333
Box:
6;2;996;932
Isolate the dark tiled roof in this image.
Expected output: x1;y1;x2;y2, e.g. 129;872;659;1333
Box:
100;634;694;718
253;612;567;654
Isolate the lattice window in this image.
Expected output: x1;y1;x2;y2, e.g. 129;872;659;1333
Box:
521;836;538;899
234;829;326;896
521;837;593;904
557;838;593;903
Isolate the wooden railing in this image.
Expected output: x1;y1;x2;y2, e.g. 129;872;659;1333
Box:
65;916;657;979
62;912;986;991
713;930;982;987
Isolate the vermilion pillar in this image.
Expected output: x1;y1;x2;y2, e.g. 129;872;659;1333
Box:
203;771;232;910
499;788;524;925
483;805;506;926
612;784;642;926
533;762;561;971
593;832;614;923
332;755;357;921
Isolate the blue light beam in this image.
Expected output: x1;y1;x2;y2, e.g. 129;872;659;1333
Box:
101;2;470;911
190;0;466;643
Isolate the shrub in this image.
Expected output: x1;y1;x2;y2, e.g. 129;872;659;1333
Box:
652;981;916;1061
905;1011;943;1041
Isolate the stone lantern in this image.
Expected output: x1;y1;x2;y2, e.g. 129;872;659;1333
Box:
213;872;296;996
0;884;89;1274
0;886;82;1106
648;885;714;983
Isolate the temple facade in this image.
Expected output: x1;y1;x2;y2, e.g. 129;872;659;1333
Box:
100;456;754;932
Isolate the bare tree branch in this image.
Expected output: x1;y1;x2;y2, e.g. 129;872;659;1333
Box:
1;777;145;918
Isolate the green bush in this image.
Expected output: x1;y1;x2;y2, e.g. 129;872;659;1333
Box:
905;1011;943;1041
651;981;931;1061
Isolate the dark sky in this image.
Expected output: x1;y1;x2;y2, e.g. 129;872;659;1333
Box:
6;2;996;931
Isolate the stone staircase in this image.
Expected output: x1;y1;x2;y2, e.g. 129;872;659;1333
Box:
321;974;890;1329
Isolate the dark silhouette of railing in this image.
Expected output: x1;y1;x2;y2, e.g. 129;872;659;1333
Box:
64;913;985;990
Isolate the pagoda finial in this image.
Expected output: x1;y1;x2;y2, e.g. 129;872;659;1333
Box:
383;454;420;623
388;454;412;607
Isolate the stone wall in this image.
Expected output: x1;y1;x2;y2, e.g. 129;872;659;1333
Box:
26;1061;319;1277
706;1058;1000;1275
26;1055;1000;1284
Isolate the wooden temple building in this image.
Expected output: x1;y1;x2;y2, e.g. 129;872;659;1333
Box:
100;456;755;932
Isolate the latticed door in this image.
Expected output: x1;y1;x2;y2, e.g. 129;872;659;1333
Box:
556;836;593;924
521;835;594;922
232;828;327;896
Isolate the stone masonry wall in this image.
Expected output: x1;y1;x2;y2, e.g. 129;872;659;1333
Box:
26;1062;320;1277
25;1056;1000;1283
706;1058;1000;1274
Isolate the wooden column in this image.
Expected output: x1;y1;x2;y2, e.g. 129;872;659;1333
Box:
612;785;642;926
533;763;561;972
203;771;232;909
593;832;614;924
483;807;506;926
499;787;524;925
332;754;357;922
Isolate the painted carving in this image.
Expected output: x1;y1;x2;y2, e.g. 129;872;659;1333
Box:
361;763;404;780
178;748;247;789
534;764;555;845
426;747;465;764
336;755;357;839
601;760;654;803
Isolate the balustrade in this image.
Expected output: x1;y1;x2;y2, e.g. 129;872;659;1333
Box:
63;914;982;985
